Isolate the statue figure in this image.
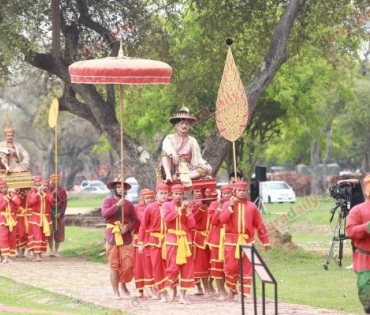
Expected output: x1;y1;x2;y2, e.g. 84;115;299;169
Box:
161;106;212;187
0;115;30;173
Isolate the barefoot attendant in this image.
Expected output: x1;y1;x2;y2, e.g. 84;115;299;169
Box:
102;177;138;300
138;184;170;302
207;185;233;300
27;179;53;262
133;188;156;299
219;181;271;299
15;188;30;258
0;180;21;263
163;184;195;304
47;173;68;257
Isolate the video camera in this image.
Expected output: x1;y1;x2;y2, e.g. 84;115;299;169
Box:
328;179;364;219
329;182;353;202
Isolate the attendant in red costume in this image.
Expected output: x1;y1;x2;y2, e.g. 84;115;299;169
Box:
0;180;21;263
192;187;218;298
163;184;195;304
190;188;204;295
346;175;370;314
219;181;270;299
207;185;233;300
101;177;138;300
133;188;156;299
47;173;68;257
138;184;170;302
25;175;42;258
16;188;30;258
27;179;53;262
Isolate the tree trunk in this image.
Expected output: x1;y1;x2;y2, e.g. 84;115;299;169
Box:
322;128;333;193
311;140;319;195
362;134;370;174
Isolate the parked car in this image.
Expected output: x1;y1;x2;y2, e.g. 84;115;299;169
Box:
260;181;296;203
78;186;110;194
125;177;139;204
80;180;107;190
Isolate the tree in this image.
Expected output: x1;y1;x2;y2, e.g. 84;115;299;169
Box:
0;0;368;187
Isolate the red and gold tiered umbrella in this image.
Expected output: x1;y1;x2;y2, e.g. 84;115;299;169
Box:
68;43;172;189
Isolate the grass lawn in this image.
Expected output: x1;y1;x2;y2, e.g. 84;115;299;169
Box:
0;277;113;315
259;196;362;314
67;194;106;208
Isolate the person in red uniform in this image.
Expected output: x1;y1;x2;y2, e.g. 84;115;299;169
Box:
133;188;156;299
47;173;68;257
190;188;204;295
138;183;170;302
346;174;370;314
192;187;218;298
163;184;195;304
27;179;53;262
207;185;233;300
25;175;42;258
0;180;21;263
15;188;29;258
101;177;138;300
219;181;270;299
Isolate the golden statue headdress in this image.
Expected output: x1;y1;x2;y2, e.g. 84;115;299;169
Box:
3;114;15;136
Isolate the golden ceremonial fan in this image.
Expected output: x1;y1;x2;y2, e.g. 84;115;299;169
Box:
216;39;249;175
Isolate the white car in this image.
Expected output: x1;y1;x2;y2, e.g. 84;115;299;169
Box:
78;185;110;194
125;177;139;204
260;181;296;203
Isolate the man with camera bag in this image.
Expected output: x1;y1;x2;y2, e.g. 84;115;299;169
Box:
346;174;370;314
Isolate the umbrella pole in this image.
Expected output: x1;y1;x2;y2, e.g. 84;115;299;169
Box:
119;85;125;183
232;141;237;181
119;85;125;223
54;125;58;233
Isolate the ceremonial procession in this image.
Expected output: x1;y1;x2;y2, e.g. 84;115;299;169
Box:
1;1;370;315
0;117;67;264
99;105;271;305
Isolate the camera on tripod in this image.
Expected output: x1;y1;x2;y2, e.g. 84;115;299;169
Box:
328;182;353;218
323;178;364;270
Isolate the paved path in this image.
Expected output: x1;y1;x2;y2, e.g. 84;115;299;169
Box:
0;256;360;315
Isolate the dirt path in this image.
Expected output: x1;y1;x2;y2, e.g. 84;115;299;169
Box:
0;256;360;315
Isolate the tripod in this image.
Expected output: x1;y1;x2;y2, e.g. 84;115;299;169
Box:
254;181;268;214
323;202;349;270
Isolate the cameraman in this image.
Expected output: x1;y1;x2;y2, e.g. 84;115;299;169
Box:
346;174;370;314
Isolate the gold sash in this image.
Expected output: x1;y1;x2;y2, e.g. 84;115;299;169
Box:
18;206;29;233
150;232;167;260
218;227;226;261
167;228;192;265
235;234;249;259
32;212;51;237
106;221;124;246
0;211;17;232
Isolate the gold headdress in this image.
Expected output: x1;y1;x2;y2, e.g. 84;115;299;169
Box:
3;114;15;136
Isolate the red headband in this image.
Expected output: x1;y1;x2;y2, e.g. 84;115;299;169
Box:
234;181;248;189
140;188;155;198
221;185;233;192
171;184;185;193
156;183;169;192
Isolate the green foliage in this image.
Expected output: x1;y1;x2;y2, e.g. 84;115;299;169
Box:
258;44;356;165
0;0;369;175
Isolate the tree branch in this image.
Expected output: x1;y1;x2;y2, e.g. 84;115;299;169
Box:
203;0;306;172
